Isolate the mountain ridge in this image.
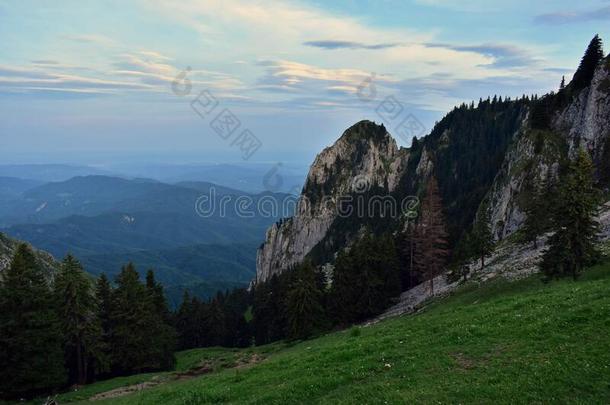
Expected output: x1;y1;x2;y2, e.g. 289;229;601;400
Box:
255;49;610;285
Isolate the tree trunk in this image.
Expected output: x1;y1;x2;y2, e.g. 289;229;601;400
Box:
76;341;84;385
409;236;414;287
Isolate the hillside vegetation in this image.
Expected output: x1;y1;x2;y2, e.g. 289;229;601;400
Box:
50;261;610;404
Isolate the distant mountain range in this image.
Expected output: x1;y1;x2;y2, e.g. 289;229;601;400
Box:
0;174;297;300
0;162;308;194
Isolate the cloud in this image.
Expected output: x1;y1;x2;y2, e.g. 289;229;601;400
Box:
0;60;154;97
62;34;117;47
535;6;610;24
303;40;403;50
424;43;539;69
31;60;60;65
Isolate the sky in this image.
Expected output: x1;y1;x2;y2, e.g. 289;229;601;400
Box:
0;0;609;167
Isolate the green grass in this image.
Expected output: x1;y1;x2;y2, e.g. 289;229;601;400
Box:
60;262;610;404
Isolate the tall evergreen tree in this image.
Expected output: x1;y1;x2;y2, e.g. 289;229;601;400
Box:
413;176;450;294
399;221;419;290
329;234;401;323
285;261;324;340
522;178;550;249
0;244;66;399
144;270;176;369
109;263;174;374
541;149;601;280
471;206;494;268
94;274;112;377
54;255;102;385
572;35;604;91
448;231;474;283
253;274;287;345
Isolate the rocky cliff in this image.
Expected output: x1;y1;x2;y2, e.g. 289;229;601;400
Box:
0;232;58;279
256;121;409;283
486;56;610;239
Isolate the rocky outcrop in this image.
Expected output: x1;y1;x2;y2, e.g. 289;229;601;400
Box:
256;121;409;283
552;58;610;161
485;129;562;240
0;232;58;279
487;57;610;240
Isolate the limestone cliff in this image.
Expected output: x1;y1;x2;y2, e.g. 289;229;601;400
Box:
486;56;610;239
0;232;58;279
256;121;409;283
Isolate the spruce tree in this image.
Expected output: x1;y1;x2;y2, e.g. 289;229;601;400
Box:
412;176;450;294
54;254;102;385
522;179;550;249
572;35;604;91
144;270;176;369
175;290;196;349
400;221;418;290
329;234;401;323
0;244;66;399
109;263;175;374
285;261;324;340
94;274;112;376
449;232;473;282
541;149;601;280
471;206;494;268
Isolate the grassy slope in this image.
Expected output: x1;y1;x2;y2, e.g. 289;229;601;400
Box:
62;263;610;404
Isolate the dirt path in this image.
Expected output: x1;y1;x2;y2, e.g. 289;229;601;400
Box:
88;353;264;401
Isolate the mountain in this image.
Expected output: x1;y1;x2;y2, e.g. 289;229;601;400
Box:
78;242;258;286
1;175;294;293
257;121;409;282
0;164;114;182
103;163;308;194
256;47;610;284
0;175;176;226
0;176;42;198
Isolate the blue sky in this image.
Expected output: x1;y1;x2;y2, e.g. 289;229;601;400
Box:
0;0;609;166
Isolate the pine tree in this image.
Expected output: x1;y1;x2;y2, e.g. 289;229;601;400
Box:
448;232;473;282
400;220;418;289
471;206;494;268
144;270;176;369
541;149;601;280
94;274;112;376
54;255;102;385
572;35;604;91
329;234;401;323
412;176;450;294
560;75;566;90
285;261;324;340
0;244;66;399
522;179;550;249
109;263;175;374
175;290;194;349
